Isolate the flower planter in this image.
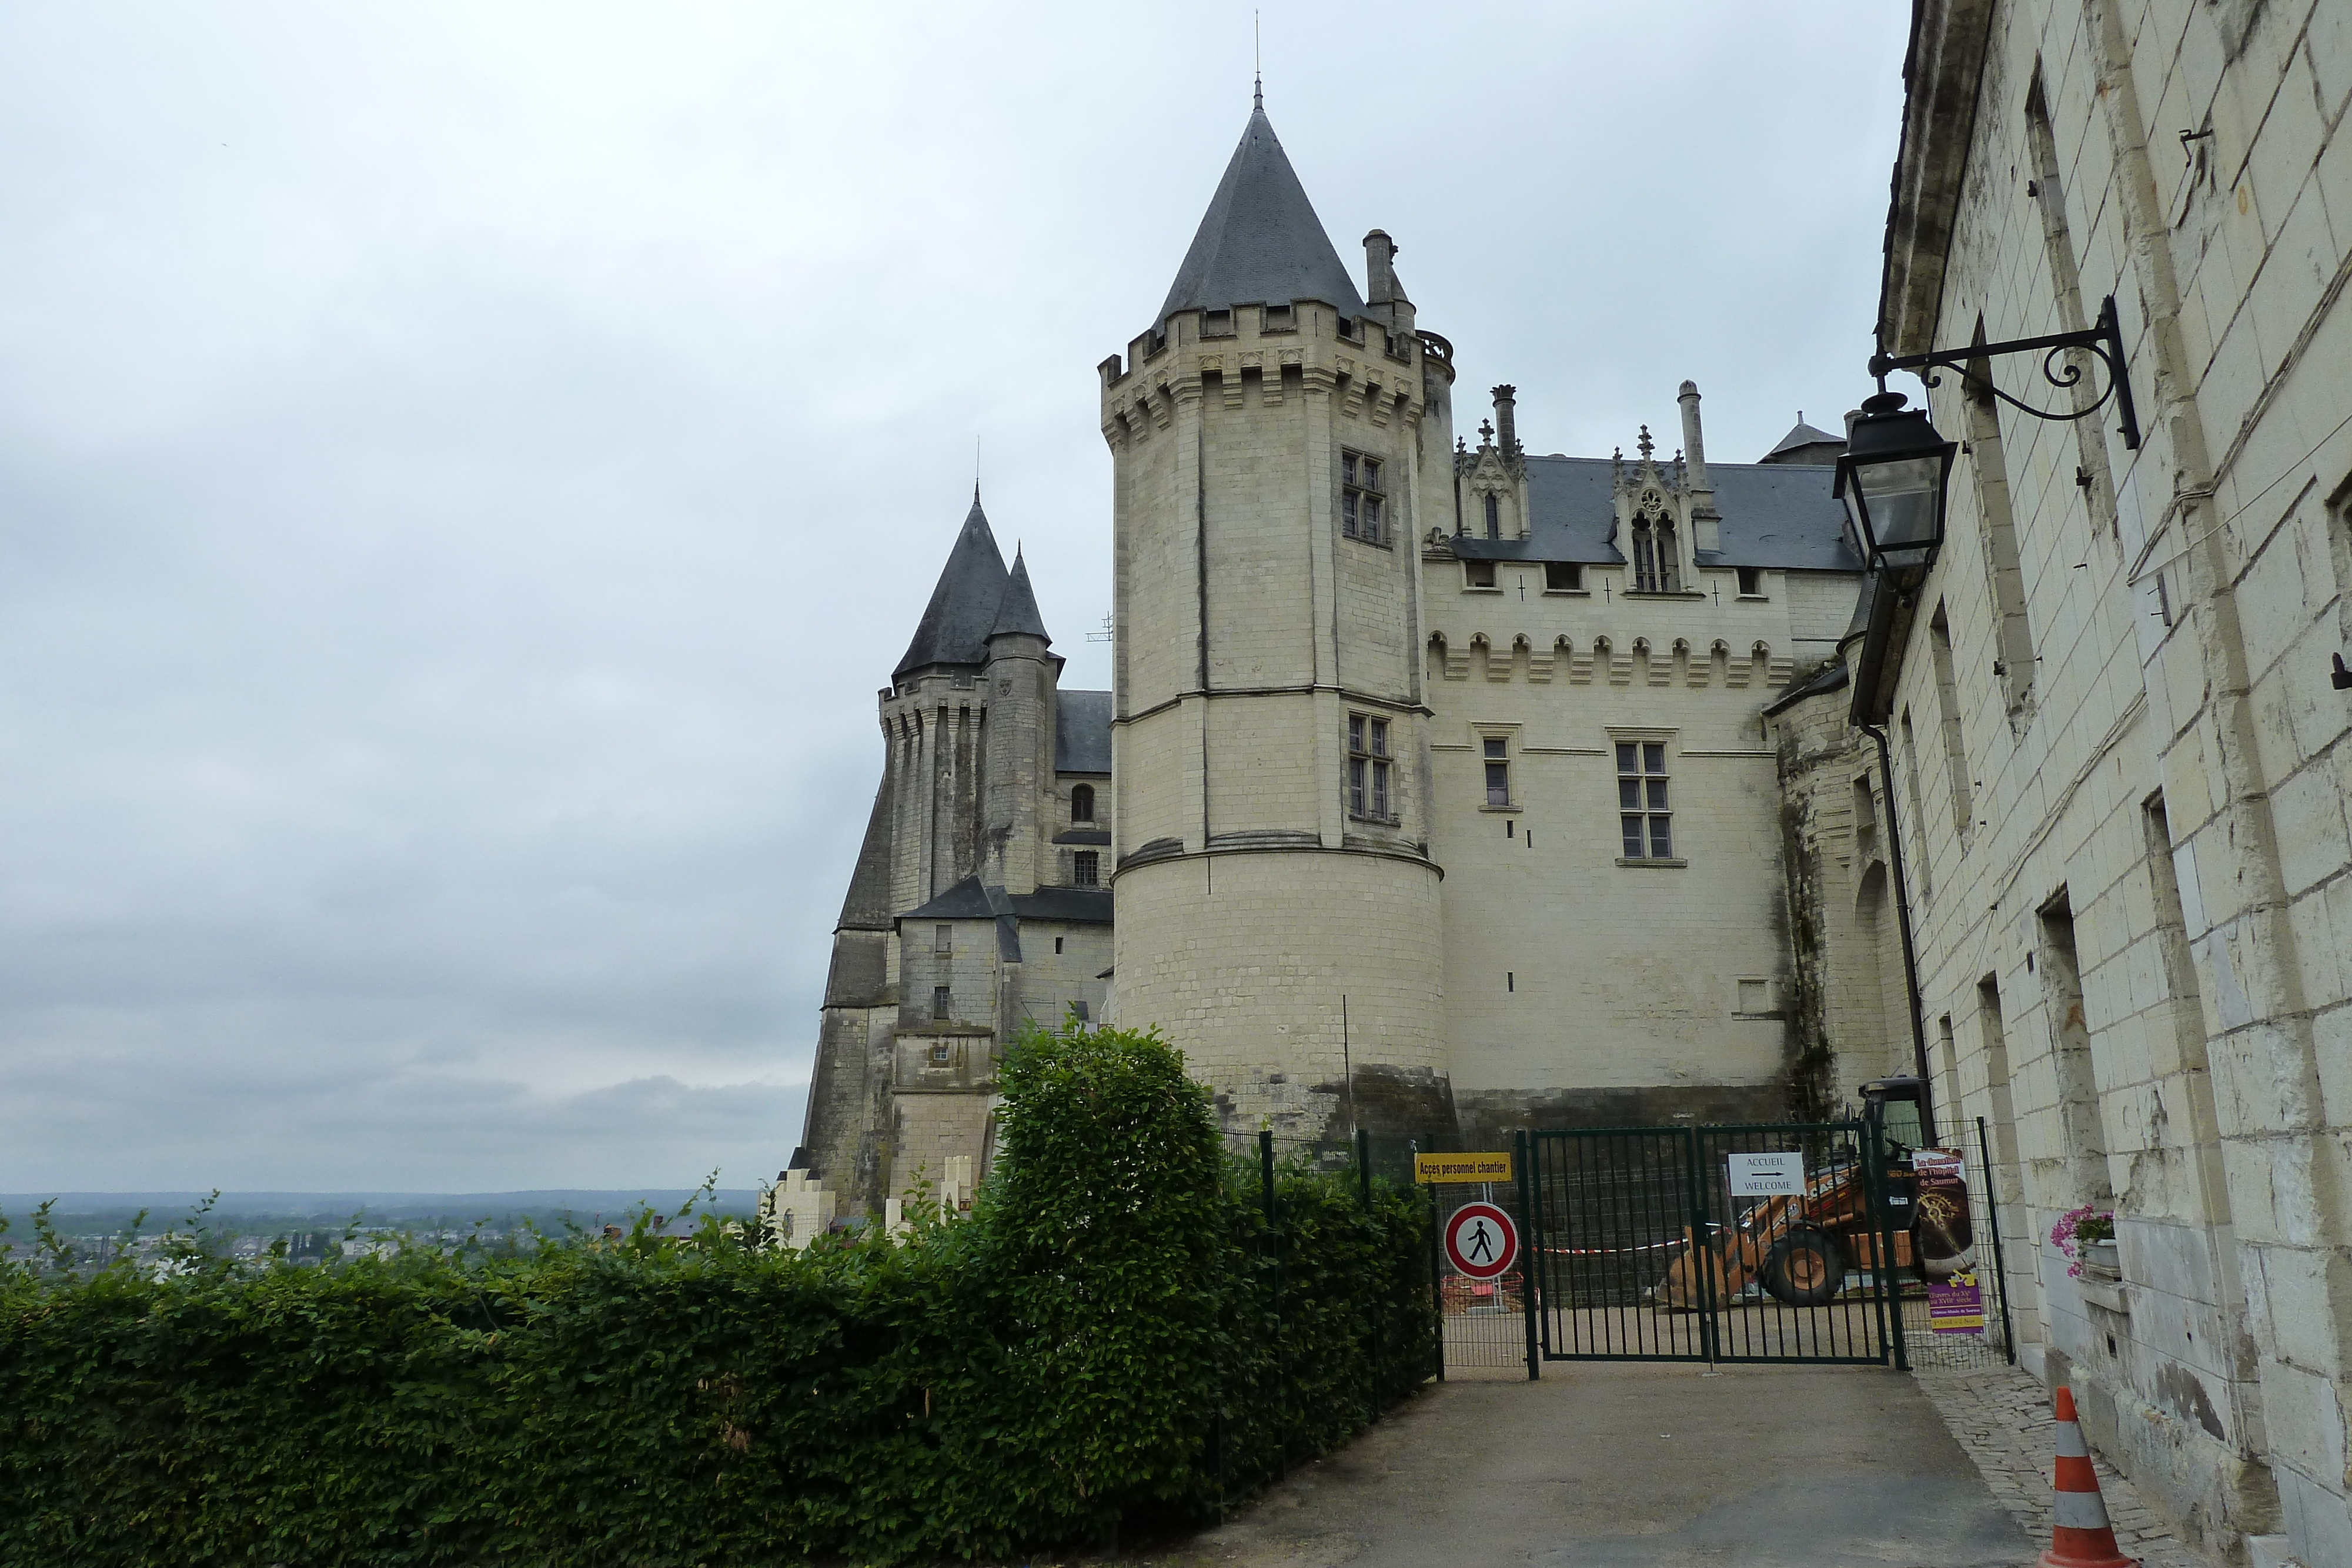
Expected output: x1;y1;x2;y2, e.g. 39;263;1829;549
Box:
2080;1238;2120;1281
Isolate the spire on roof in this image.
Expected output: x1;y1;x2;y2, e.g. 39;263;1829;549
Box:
895;492;1012;678
1158;106;1365;323
989;549;1051;643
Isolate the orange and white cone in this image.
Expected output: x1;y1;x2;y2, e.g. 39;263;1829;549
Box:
2042;1385;2137;1567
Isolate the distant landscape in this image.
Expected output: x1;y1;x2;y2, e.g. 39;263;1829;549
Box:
0;1191;764;1261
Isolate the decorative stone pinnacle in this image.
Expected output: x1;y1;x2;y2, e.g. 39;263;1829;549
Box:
1638;426;1654;461
1479;418;1495;449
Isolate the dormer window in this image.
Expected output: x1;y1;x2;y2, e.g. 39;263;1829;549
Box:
1071;783;1095;823
1342;451;1385;543
1632;503;1681;593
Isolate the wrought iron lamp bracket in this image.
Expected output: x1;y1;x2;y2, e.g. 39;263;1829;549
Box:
1867;295;2140;452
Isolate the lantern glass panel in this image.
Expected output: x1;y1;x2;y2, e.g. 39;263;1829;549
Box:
1857;453;1945;563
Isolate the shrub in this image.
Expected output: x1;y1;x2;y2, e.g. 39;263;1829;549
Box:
0;1025;1432;1564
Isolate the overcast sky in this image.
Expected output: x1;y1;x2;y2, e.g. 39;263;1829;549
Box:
0;4;1910;1193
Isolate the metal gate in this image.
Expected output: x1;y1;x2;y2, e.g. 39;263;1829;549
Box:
1526;1122;1909;1367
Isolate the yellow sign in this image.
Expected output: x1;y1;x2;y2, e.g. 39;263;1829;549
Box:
1414;1152;1514;1183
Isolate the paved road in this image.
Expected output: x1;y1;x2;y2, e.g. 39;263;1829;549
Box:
1181;1362;2039;1568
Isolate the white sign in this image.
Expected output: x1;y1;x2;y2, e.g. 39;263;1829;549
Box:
1728;1151;1806;1196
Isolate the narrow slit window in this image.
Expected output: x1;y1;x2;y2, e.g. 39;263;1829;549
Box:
1617;741;1672;860
1349;713;1392;818
1484;492;1501;538
1341;450;1385;543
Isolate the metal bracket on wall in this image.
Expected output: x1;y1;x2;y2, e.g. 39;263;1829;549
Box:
1870;294;2140;452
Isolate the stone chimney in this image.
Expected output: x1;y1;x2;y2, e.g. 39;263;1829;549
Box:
1678;380;1721;552
1363;229;1412;330
1491;385;1519;456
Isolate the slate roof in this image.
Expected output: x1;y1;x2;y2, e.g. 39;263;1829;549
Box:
1448;457;1865;573
1763;417;1848;463
1159;106;1365;323
1055;689;1112;773
896;492;1014;678
902;875;1113;927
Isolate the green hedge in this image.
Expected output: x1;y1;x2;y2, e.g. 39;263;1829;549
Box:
0;1027;1434;1565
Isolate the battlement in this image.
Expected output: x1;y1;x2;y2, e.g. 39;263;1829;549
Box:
1098;300;1434;449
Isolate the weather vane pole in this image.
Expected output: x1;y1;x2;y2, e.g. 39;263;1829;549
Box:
1254;12;1262;109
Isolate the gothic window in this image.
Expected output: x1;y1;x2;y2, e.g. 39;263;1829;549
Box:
1073;851;1100;887
1545;561;1583;591
1484;492;1501;539
1483;735;1512;807
1341;451;1385;543
931;985;951;1020
1618;741;1672;860
1349;714;1392;818
1070;783;1095;823
1631;498;1681;592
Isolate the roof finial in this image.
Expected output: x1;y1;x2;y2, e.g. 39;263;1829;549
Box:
1637;424;1654;462
1254;11;1262;109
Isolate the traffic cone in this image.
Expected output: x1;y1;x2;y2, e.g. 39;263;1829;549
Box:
2042;1385;2137;1567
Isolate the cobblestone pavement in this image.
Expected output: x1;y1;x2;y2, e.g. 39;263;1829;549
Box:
1913;1362;2209;1567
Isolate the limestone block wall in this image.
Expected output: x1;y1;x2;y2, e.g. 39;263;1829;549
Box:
1859;1;2352;1559
1423;554;1854;1136
1111;848;1446;1139
1011;920;1112;1032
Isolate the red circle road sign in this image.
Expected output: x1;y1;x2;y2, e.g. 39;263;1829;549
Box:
1444;1202;1519;1279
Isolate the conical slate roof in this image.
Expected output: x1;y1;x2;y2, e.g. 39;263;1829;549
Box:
1158;106;1365;323
989;550;1050;641
895;492;1011;677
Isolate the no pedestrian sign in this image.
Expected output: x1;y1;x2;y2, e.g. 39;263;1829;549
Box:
1444;1202;1519;1281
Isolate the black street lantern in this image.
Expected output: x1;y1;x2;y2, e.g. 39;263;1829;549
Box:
1835;390;1955;590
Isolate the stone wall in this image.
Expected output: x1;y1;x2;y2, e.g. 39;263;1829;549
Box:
1841;1;2352;1560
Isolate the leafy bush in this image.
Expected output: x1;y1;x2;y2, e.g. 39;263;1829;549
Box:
0;1025;1433;1564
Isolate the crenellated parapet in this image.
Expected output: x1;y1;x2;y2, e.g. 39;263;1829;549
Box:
1099;301;1427;451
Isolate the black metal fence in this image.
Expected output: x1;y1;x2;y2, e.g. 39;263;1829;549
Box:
1528;1121;1910;1368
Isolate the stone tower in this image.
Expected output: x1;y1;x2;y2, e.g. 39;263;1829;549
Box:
802;492;1112;1212
1097;99;1458;1139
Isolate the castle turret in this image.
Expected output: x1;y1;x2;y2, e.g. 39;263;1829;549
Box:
1099;100;1455;1141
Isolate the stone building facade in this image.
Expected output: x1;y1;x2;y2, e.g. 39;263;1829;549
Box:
1770;2;2352;1563
803;101;1869;1202
797;494;1112;1208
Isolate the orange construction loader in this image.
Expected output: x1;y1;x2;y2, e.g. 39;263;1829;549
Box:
1656;1078;1929;1309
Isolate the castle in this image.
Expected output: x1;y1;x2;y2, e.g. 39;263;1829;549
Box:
799;98;1873;1212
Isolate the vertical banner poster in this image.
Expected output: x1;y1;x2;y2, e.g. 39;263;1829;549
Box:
1913;1147;1983;1330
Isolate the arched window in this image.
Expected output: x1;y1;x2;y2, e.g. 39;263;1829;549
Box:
1632;517;1659;591
1484;492;1500;539
1070;784;1095;823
